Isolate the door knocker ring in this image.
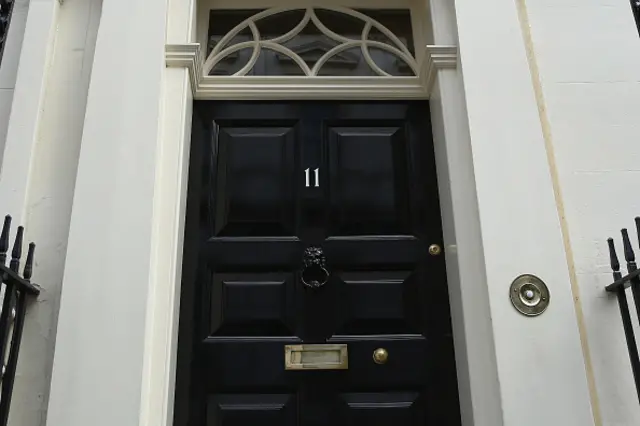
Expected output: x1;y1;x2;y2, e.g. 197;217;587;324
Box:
301;247;329;289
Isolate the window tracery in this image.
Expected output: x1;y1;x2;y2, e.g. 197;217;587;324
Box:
204;7;418;77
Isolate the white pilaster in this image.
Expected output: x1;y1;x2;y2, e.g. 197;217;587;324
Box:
451;0;594;424
45;1;170;425
138;1;196;425
7;0;103;424
428;1;503;425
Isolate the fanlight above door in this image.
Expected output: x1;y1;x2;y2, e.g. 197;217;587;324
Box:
165;6;458;98
204;7;419;77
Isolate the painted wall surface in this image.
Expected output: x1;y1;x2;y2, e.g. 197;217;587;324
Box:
0;0;30;168
45;0;170;424
524;0;640;424
0;1;103;425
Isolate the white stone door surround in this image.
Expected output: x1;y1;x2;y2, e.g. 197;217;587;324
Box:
41;1;596;426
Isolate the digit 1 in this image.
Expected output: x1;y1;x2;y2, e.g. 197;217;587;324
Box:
314;168;320;187
305;168;310;187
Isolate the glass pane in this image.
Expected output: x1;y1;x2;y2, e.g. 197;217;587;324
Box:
357;9;414;55
367;47;414;76
208;26;252;57
280;22;340;73
208;10;260;56
255;9;306;40
314;9;365;38
209;47;256;76
316;47;374;76
251;49;307;76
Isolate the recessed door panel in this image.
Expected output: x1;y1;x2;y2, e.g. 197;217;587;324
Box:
207;394;297;426
212;123;299;237
327;124;411;236
335;271;420;335
202;338;301;391
341;392;424;425
209;272;296;336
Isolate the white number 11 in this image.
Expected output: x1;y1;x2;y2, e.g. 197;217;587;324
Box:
305;168;320;188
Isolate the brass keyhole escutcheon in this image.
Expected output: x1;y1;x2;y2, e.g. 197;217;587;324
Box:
373;348;388;365
428;244;442;256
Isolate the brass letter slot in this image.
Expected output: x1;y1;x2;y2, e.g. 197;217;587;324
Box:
284;344;348;370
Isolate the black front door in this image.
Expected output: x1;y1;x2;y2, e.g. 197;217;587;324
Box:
174;101;461;426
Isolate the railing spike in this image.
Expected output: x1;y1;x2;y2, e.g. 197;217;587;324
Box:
0;215;10;265
0;211;41;424
9;226;23;273
605;219;640;403
622;228;636;263
23;243;35;282
608;238;621;273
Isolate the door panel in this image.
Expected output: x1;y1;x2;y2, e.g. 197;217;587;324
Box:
212;122;299;237
175;101;461;426
207;394;297;426
209;272;296;336
341;392;424;425
335;270;419;335
326;123;411;236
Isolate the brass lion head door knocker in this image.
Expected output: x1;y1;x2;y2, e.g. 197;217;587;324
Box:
300;246;329;289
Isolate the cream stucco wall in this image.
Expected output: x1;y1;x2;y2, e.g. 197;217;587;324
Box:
0;1;102;425
0;0;31;167
524;0;640;424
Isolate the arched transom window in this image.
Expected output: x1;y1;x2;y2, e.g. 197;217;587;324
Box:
166;1;457;99
204;7;418;77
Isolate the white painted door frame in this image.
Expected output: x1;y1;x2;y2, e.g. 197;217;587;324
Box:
42;0;596;426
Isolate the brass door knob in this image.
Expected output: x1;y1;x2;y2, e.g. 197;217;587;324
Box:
428;244;442;256
373;348;388;365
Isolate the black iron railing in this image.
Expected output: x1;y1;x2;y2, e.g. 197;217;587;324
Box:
631;1;640;35
606;217;640;403
0;215;39;426
0;1;15;66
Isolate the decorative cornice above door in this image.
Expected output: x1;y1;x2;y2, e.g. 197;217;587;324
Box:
166;6;457;99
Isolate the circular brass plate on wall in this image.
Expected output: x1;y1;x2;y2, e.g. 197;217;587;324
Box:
509;274;550;316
